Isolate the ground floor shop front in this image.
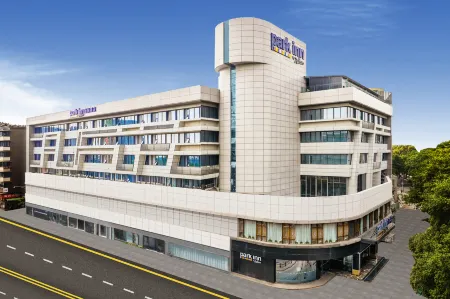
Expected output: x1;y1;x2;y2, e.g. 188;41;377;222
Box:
231;239;383;284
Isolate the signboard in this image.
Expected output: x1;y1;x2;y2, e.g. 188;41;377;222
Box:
376;215;395;236
240;252;261;264
0;193;20;200
270;33;305;65
70;107;97;118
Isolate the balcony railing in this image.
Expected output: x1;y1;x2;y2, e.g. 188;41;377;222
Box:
32;134;44;138
171;165;219;176
30;160;41;165
362;122;375;130
141;144;170;151
57;161;74;167
117;164;134;171
373;162;381;169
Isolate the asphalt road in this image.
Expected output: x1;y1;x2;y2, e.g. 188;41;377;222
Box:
0;268;63;299
0;220;237;299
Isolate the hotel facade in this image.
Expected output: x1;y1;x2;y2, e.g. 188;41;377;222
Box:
25;17;394;284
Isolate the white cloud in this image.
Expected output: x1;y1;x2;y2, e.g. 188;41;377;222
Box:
287;0;404;39
0;59;73;125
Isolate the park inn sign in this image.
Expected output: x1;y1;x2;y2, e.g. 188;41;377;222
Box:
270;33;305;65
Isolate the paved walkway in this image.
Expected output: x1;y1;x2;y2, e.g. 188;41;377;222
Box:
0;208;427;299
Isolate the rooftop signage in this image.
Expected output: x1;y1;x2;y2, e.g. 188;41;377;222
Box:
270;33;305;65
70;107;97;118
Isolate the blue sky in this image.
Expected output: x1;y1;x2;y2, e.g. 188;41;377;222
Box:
0;0;448;149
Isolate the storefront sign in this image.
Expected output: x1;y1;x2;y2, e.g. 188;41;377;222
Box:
240;252;261;264
70;106;97;117
0;193;20;200
376;215;394;236
270;33;305;65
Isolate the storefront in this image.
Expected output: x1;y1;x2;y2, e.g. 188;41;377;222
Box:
231;239;365;283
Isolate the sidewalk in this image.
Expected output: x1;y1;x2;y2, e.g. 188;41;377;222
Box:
0;208;425;299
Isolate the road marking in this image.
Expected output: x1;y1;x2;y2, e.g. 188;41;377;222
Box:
24;252;34;257
0;291;5;295
123;288;134;294
145;297;152;299
43;259;53;264
0;217;230;299
62;265;72;271
82;273;92;278
102;280;113;286
6;245;16;250
0;265;82;299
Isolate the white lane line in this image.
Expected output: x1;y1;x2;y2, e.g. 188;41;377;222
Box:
24;252;34;257
0;291;5;295
102;280;113;286
123;288;134;294
82;273;92;278
62;265;72;271
43;259;53;264
145;297;152;299
6;245;16;250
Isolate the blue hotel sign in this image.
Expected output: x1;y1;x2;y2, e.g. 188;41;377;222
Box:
70;107;97;117
270;33;305;65
376;215;395;236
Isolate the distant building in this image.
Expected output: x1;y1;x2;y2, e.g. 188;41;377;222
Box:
0;122;26;195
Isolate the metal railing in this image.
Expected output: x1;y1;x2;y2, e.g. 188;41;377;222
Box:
300;80;382;101
170;165;219;176
141;144;170;151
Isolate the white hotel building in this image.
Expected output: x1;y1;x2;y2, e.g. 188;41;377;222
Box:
25;17;394;284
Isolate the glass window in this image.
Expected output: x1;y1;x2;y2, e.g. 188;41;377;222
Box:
143;236;165;253
85;221;94;234
69;217;77;228
77;219;85;231
357;174;367;192
311;224;323;244
334;107;341;118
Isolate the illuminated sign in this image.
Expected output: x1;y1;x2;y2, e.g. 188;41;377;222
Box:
270;33;305;65
376;215;395;236
70;107;97;117
240;252;261;264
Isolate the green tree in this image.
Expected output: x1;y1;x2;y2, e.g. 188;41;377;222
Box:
407;141;450;298
392;145;418;177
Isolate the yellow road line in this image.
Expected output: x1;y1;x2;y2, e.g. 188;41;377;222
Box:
0;266;83;299
0;217;230;299
0;266;81;299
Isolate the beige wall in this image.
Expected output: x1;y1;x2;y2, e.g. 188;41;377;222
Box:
216;17;306;196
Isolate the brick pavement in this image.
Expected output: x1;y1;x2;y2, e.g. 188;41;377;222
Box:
0;208;427;299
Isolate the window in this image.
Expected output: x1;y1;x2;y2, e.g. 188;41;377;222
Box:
369;212;373;228
64;138;77;146
359;153;368;163
62;154;74;162
382;153;389;161
69;217;77;228
201;106;219;119
84;154;113;164
117;136;136;145
363;215;368;232
301;154;352;165
357;174;367;192
256;221;267;242
98;225;107;238
33;154;41;161
361;133;369;143
49;140;56;147
282;224;296;244
77;219;85;231
300;131;352;143
311;224;323;244
374;153;378;162
123;155;135;165
85;221;94;234
47;154;55;161
200;131;219;143
301;176;347;197
143;236;165;253
337;222;349;241
113;228;139;245
375;135;388;144
33;141;42;147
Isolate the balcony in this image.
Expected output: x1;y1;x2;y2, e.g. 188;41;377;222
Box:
0;147;11;152
171;165;219;176
0;157;10;162
30;160;41;166
0;136;10;142
0;167;11;172
373;162;381;170
362;122;375;130
57;161;74;167
116;164;134;171
0;177;11;183
140;144;170;151
32;134;44;138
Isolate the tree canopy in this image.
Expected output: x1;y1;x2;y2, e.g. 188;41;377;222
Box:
392;145;418;177
406;141;450;298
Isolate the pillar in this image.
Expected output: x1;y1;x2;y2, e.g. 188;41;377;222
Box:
352;253;361;275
